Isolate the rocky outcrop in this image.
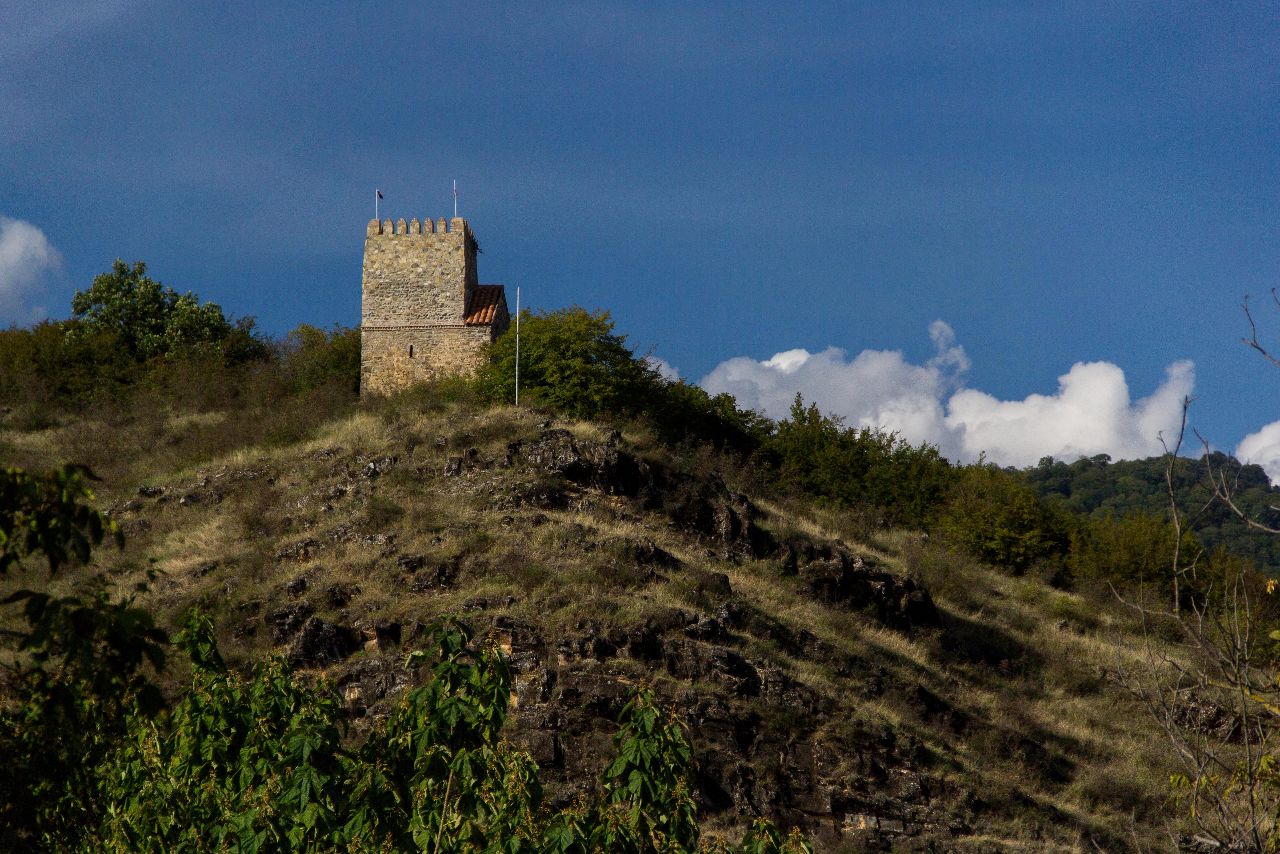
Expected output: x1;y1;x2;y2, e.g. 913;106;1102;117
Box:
508;429;831;567
474;613;968;849
287;617;360;668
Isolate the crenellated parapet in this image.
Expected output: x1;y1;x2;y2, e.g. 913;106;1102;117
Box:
365;217;471;237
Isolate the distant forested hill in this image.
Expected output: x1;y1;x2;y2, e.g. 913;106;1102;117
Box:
1023;453;1280;576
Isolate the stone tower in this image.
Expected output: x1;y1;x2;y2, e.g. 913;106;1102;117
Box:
360;216;510;395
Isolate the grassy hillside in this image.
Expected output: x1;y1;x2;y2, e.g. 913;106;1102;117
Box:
1;382;1204;851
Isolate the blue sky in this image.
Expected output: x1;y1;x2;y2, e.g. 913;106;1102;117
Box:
2;2;1278;470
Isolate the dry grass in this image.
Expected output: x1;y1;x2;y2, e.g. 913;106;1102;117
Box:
0;392;1199;850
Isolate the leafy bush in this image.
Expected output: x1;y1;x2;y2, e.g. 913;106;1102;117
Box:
1066;510;1194;586
478;307;769;454
643;379;770;455
936;465;1069;572
276;323;361;394
478;307;659;420
760;395;954;528
0;465;166;850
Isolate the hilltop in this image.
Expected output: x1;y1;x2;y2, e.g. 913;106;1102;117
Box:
3;383;1193;851
5;280;1278;850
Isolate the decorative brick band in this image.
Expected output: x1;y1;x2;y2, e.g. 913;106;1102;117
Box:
360;323;472;330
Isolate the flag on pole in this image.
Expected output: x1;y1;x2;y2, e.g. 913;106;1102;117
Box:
375;189;383;221
376;190;383;200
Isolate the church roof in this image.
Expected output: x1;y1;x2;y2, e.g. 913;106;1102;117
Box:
464;284;507;326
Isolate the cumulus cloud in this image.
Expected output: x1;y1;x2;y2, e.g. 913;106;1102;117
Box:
699;322;1196;468
946;360;1194;467
0;216;60;323
644;354;680;382
1237;422;1280;484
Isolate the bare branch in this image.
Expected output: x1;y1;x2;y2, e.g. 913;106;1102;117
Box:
1242;292;1280;370
1196;430;1280;535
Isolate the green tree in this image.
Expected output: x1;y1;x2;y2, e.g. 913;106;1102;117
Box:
763;395;953;527
277;324;361;394
0;466;166;850
937;464;1069;571
477;307;660;420
70;260;235;361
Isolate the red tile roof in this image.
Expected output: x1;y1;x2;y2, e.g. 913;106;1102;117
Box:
464;285;506;326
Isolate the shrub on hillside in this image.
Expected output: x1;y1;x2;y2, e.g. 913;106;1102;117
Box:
477;307;657;420
936;464;1069;572
759;396;954;528
1066;510;1195;587
0;320;134;411
277;323;361;394
644;378;771;455
478;307;769;453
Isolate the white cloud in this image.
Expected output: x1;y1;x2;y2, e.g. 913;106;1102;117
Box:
701;321;966;457
0;215;61;323
1237;422;1280;484
644;354;680;382
946;360;1194;467
699;321;1196;468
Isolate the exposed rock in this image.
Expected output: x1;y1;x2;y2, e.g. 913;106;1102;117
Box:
274;539;320;561
608;538;681;569
663;640;761;696
288;617;360;668
797;552;939;631
687;568;732;600
374;621;402;647
396;554;426;572
510;429;777;561
405;557;458;591
327;583;360;608
268;602;314;643
361;456;396;478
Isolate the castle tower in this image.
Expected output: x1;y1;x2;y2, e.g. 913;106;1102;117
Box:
360;216;510;395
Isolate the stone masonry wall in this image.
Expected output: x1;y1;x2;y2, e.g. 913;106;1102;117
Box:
360;327;495;395
361;217;476;326
361;216;500;396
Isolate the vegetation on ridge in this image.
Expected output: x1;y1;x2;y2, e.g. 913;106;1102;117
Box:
6;261;1280;848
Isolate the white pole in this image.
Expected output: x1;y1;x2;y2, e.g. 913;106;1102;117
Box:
514;286;521;405
453;179;458;218
374;188;379;222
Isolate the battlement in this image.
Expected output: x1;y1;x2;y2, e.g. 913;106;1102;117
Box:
365;217;470;237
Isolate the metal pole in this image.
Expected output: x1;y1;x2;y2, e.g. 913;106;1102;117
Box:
514;286;521;405
374;188;379;222
453;180;458;218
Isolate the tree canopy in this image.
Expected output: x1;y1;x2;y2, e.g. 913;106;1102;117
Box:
70;260;239;361
477;307;659;420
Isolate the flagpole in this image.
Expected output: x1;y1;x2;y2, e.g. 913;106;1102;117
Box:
514;286;521;406
453;179;458;218
374;188;379;222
